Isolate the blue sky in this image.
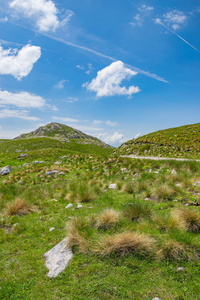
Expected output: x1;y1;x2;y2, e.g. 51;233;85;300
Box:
0;0;199;145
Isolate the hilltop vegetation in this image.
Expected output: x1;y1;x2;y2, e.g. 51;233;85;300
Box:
117;123;200;159
0;123;200;299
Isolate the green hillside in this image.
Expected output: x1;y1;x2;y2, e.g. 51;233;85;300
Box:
117;123;200;159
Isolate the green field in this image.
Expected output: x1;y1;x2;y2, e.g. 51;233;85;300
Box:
117;123;200;159
0;125;200;299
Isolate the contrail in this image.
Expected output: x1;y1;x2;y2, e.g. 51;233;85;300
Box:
157;20;200;53
10;21;168;83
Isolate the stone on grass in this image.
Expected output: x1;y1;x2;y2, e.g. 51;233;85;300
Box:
44;238;73;278
20;153;27;157
54;161;61;165
193;181;200;186
66;203;73;209
77;204;83;209
49;227;55;232
177;267;184;271
33;161;39;164
0;166;12;176
109;183;117;190
152;298;160;300
58;172;65;176
51;199;58;202
171;169;177;175
46;170;58;175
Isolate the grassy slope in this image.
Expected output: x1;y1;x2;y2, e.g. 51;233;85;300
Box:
117;123;200;159
0;139;200;299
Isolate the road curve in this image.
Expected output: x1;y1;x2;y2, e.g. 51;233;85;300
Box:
121;155;200;162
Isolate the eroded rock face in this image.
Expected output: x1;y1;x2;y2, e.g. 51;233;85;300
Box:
44;238;73;278
0;166;12;176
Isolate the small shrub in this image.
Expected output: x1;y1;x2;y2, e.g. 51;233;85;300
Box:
172;208;200;233
100;232;155;257
123;199;152;221
96;209;120;230
159;240;188;261
6;198;33;216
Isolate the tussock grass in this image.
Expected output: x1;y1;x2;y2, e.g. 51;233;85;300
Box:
96;209;120;230
123;199;152;221
159;240;189;261
150;183;176;201
6;198;33;216
172;207;200;233
100;232;155;257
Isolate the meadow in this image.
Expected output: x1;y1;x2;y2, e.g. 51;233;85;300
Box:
0;139;200;299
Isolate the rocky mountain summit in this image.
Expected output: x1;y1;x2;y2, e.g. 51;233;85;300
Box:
14;122;111;148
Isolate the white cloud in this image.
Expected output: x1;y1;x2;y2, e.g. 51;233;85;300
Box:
0;44;41;80
85;63;93;75
52;116;79;123
138;5;154;13
93;120;103;125
99;131;126;146
0;109;39;121
84;61;140;97
134;132;141;139
55;79;68;89
106;120;119;127
163;10;187;30
0;17;8;23
66;97;79;103
9;0;74;32
76;65;84;70
0;90;46;108
130;14;143;27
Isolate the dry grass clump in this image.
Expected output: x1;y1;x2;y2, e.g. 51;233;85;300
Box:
123;200;152;221
150;183;176;201
66;217;93;253
159;240;188;261
100;232;155;257
152;214;178;232
172;208;200;233
96;209;120;230
6;198;33;216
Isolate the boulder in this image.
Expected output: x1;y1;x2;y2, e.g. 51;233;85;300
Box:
44;238;73;278
0;166;12;176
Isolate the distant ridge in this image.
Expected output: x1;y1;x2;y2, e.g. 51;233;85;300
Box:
117;122;200;159
14;122;111;149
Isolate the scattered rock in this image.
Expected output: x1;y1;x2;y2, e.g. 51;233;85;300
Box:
171;169;177;175
0;166;12;176
65;203;73;209
58;172;65;176
152;298;160;300
176;183;181;187
49;227;55;232
46;170;58;175
20;153;27;157
23;163;29;166
54;161;61;165
51;199;58;202
177;267;184;271
15;150;22;153
33;161;39;164
77;204;83;209
44;238;73;278
109;183;117;190
193;181;200;186
144;198;150;201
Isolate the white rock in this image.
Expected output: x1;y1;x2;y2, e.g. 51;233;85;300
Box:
49;227;55;232
109;183;117;190
177;267;184;271
193;181;200;186
46;170;58;175
58;172;65;176
152;298;160;300
0;166;12;176
54;161;61;165
44;238;73;278
77;204;83;209
51;199;58;202
65;203;73;209
171;169;177;175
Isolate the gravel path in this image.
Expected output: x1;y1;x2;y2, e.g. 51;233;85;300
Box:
121;155;200;162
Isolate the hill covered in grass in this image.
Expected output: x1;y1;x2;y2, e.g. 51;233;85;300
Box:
0;123;113;165
117;123;200;159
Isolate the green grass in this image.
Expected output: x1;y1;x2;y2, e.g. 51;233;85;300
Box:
0;140;200;299
117;122;200;159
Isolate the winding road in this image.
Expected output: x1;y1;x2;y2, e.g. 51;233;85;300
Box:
121;155;200;162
